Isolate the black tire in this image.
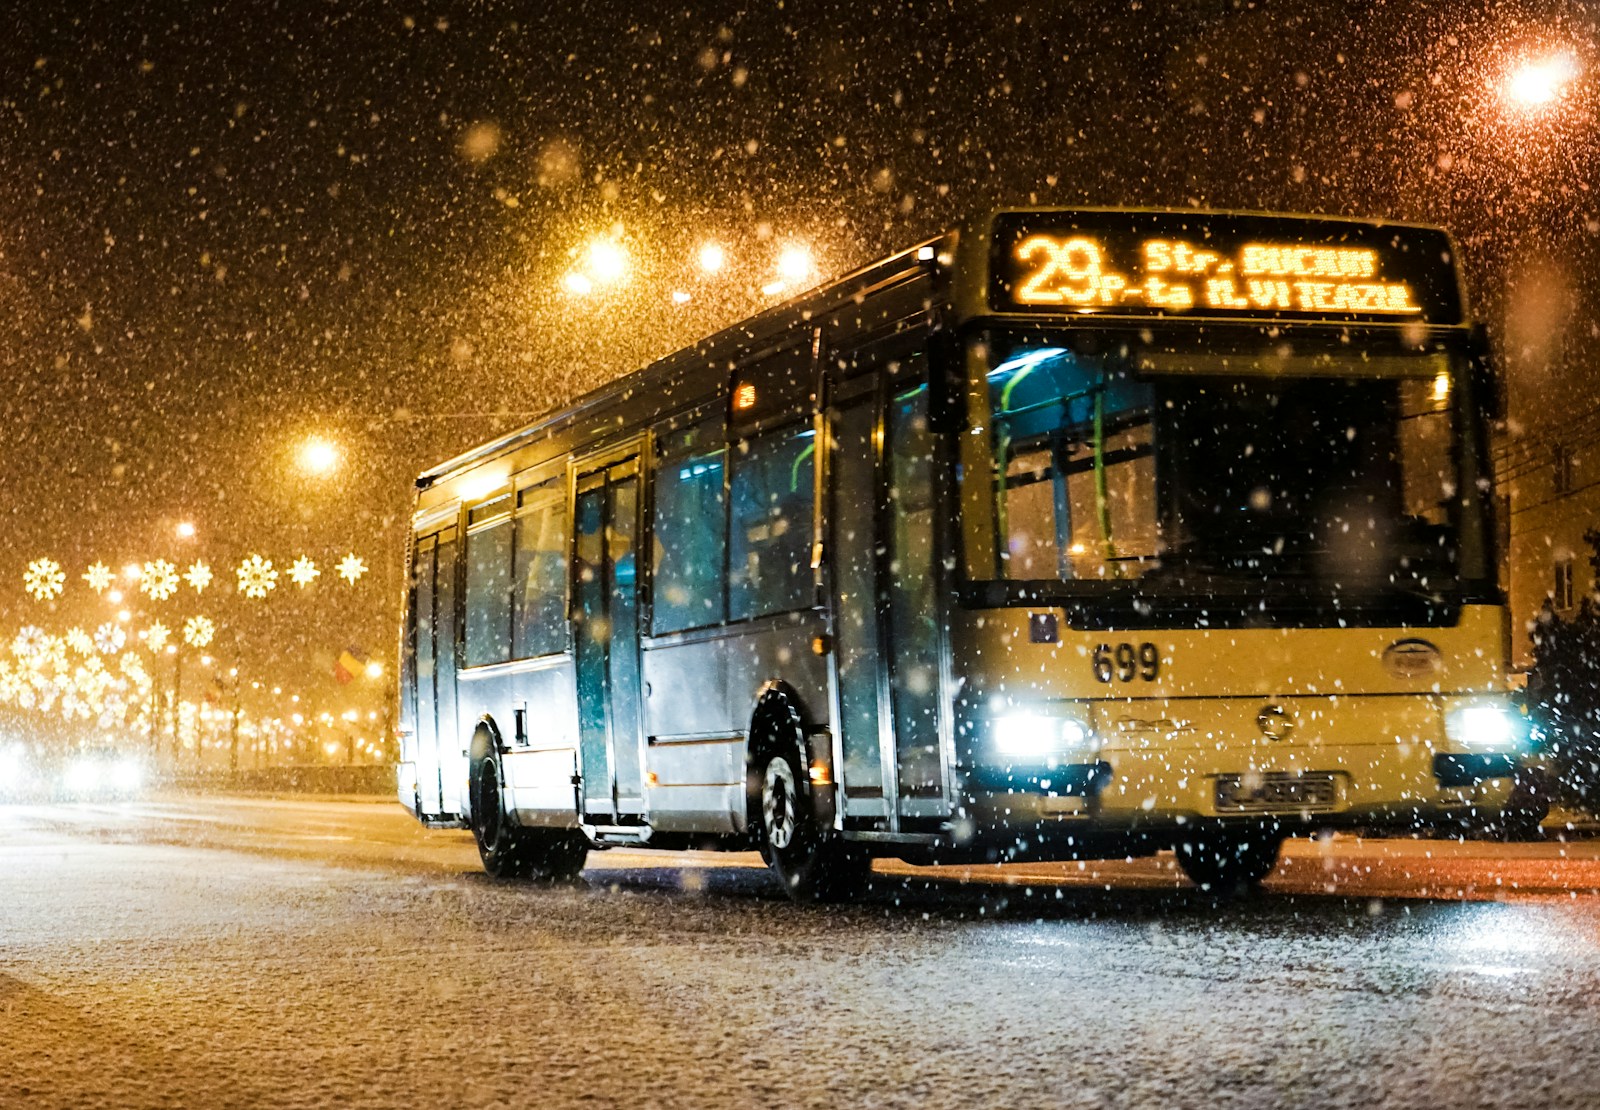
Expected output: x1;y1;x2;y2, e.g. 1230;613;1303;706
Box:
756;743;869;903
471;757;589;882
1174;827;1283;895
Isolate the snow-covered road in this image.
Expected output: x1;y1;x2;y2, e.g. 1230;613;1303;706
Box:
4;795;1600;1108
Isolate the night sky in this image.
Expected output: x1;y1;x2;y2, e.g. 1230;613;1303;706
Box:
0;0;1595;708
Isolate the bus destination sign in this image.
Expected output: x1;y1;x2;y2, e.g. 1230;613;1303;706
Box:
987;211;1462;325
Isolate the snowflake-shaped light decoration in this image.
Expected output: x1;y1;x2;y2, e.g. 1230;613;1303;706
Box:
236;555;278;598
82;562;114;593
142;621;171;653
140;559;180;601
94;622;126;654
119;651;146;683
185;560;214;593
23;558;66;601
335;553;368;585
12;625;47;661
288;556;320;587
183;616;216;649
65;627;95;656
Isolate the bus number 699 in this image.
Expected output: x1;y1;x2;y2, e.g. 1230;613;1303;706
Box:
1093;642;1161;683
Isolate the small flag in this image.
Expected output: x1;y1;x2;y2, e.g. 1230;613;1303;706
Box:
334;645;368;685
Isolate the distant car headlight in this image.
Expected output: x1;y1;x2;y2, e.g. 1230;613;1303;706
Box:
67;756;103;791
990;711;1096;763
109;758;143;792
1444;702;1526;752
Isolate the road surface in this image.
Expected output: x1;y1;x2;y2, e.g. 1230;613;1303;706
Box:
5;794;1600;1108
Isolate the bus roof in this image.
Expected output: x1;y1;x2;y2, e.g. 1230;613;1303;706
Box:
417;206;1465;489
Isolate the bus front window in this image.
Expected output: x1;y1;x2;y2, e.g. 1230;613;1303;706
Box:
982;334;1466;616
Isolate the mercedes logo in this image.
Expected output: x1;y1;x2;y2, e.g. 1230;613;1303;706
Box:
1256;704;1294;740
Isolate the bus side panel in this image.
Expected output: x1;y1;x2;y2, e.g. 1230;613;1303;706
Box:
645;741;744;833
457;661;582;825
642;615;831;831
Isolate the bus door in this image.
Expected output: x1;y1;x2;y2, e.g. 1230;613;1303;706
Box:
828;344;950;826
413;526;462;817
572;455;645;822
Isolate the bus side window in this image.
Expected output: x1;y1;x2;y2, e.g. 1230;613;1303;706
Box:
729;423;816;621
513;479;570;657
652;423;727;634
463;495;514;667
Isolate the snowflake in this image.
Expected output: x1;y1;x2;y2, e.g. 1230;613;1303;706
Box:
82;562;114;593
65;627;95;656
24;558;65;601
12;626;47;660
288;556;320;587
140;559;180;601
185;561;214;593
142;621;171;653
118;651;146;682
236;555;278;598
94;623;126;654
335;553;368;584
183;616;216;649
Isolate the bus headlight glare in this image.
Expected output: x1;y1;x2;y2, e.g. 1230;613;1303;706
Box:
991;714;1094;760
1444;704;1523;751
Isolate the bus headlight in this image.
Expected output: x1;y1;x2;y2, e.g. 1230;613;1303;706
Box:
1444;702;1525;752
991;713;1096;763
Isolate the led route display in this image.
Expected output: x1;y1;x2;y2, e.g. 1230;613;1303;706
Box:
986;211;1463;324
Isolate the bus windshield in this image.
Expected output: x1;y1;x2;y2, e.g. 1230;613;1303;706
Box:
979;331;1471;621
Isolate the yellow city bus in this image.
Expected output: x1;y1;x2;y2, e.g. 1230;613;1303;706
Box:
398;208;1525;899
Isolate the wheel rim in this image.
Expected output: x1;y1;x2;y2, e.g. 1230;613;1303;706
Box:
762;757;798;850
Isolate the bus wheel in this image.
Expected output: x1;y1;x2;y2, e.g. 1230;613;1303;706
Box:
1174;827;1283;895
471;757;589;882
757;744;868;904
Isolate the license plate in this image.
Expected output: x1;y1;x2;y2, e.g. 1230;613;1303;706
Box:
1214;772;1338;813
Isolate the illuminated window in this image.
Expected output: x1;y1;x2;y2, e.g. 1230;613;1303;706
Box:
464;498;514;667
729;424;816;621
512;480;568;659
1554;556;1575;611
652;421;728;634
1553;444;1575;495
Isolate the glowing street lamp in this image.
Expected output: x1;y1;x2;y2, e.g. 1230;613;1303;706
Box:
698;242;727;273
298;436;339;476
585;238;628;284
1504;53;1579;109
175;521;196;540
777;245;814;283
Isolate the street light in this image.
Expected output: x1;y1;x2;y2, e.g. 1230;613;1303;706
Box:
1504;53;1579;110
698;242;726;273
298;436;339;476
585;238;628;284
777;245;813;283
